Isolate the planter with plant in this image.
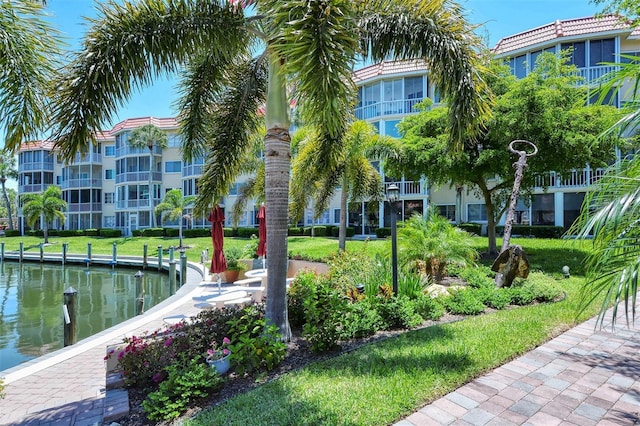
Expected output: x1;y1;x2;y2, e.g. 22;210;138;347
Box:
205;337;232;375
224;246;246;282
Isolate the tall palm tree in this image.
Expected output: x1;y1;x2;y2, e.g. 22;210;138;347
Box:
21;186;67;244
0;1;61;152
128;124;169;228
156;188;196;249
49;0;490;340
0;150;18;230
290;120;401;250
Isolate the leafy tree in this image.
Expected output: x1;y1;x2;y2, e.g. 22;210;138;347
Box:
390;54;623;255
48;0;490;341
155;189;196;249
290;120;401;250
21;186;67;243
398;209;478;284
0;150;18;230
0;1;61;152
128;124;169;228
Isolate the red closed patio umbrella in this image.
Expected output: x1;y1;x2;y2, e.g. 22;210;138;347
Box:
257;204;266;269
208;205;227;293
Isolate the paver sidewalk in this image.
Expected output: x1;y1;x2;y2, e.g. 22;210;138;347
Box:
396;307;640;426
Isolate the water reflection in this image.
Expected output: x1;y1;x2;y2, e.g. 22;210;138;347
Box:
0;262;170;372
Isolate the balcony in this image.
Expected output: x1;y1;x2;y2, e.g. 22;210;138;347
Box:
534;167;606;189
355;97;425;120
115;145;163;157
67;203;102;212
71;152;103;164
18;161;54;172
61;178;102;189
19;183;53;194
116;199;158;209
182;164;203;177
115;171;163;184
384;180;424;196
576;65;618;85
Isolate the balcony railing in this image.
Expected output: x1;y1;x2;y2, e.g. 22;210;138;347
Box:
115;145;163;157
115;171;163;184
67;203;102;212
116;199;159;209
534;167;606;188
384;180;424;196
18;162;54;172
19;184;52;194
71;152;103;164
576;65;618;84
355;97;425;120
61;178;102;189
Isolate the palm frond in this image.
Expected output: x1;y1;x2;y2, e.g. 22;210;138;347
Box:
50;0;248;162
358;0;491;148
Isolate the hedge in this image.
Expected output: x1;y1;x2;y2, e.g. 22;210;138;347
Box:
495;225;564;239
303;226;327;237
375;227;391;238
456;223;482;236
183;228;211;238
164;228;179;237
288;227;304;236
99;228;122;238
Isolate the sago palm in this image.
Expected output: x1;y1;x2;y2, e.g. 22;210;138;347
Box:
49;0;490;340
21;186;67;244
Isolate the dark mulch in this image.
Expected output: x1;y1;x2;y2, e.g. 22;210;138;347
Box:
112;313;465;426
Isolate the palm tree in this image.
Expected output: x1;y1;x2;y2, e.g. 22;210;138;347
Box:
21;186;67;244
0;1;61;152
0;150;18;230
155;189;196;249
49;0;490;341
128;124;169;229
290;120;401;250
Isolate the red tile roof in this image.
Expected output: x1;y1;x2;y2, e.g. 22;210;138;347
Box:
19;140;56;152
353;59;427;83
493;15;638;55
109;116;178;134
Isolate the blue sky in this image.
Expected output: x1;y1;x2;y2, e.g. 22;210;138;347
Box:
45;0;603;127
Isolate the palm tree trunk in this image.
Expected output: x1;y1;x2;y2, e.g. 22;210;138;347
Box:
338;175;348;251
0;178;13;231
264;58;292;341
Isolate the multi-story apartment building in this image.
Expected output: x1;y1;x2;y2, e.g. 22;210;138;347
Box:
17;15;639;236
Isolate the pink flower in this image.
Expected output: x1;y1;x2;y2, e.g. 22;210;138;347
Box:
164;338;173;347
222;337;231;345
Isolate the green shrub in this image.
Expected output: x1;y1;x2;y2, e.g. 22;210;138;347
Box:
303;226;327;236
164;228;179;237
227;306;287;375
326;246;380;294
142;357;223;421
412;294;445;321
26;230;44;237
330;226;355;237
456;223;482;235
236;227;258;238
471;286;511;310
183;228;210;238
452;265;495;289
301;278;347;353
241;235;259;259
513;272;564;303
495;225;564;239
375;227;391;238
287;270;321;329
508;285;536;305
398;271;431;299
99;228;122;238
441;289;486;315
341;300;384;339
224;227;237;237
375;295;423;329
4;230;21;237
288;226;304;236
84;229;100;236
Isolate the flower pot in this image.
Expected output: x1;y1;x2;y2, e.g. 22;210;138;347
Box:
207;353;231;375
224;269;240;283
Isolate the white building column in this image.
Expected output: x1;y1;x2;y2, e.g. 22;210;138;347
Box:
554;192;564;227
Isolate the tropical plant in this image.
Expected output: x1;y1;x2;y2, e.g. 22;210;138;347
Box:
21;186;67;243
0;0;61;152
290;120;401;250
155;189;196;249
0;150;18;230
129;124;169;228
49;0;490;341
223;246;246;271
397;209;478;283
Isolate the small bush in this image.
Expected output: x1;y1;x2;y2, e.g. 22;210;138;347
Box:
236;227;258;238
456;223;482;235
375;227;391;238
4;230;21;237
376;295;423;330
441;289;486;315
84;229;100;236
412;294;445;321
301;278;347;353
495;225;564;239
287;270;321;329
288;227;304;236
241;236;259;259
303;226;327;236
183;228;210;238
142;357;223;421
164;228;179;237
513;272;564;303
341;300;384;339
99;228;122;238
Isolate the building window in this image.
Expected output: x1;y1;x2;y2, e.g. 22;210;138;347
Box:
104;192;115;204
333;209;340;224
384;120;401;138
561;41;586;68
467;204;488;222
104;145;115;157
437;204;456;221
105;169;114;180
104;216;115;228
165;161;181;173
167;134;182;148
589;38;615;66
532;194;555;225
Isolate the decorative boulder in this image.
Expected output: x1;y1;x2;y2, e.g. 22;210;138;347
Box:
492;245;530;288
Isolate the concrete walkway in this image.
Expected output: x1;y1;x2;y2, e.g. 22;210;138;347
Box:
1;264;639;425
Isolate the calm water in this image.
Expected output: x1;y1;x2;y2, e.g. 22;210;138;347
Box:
0;262;171;372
